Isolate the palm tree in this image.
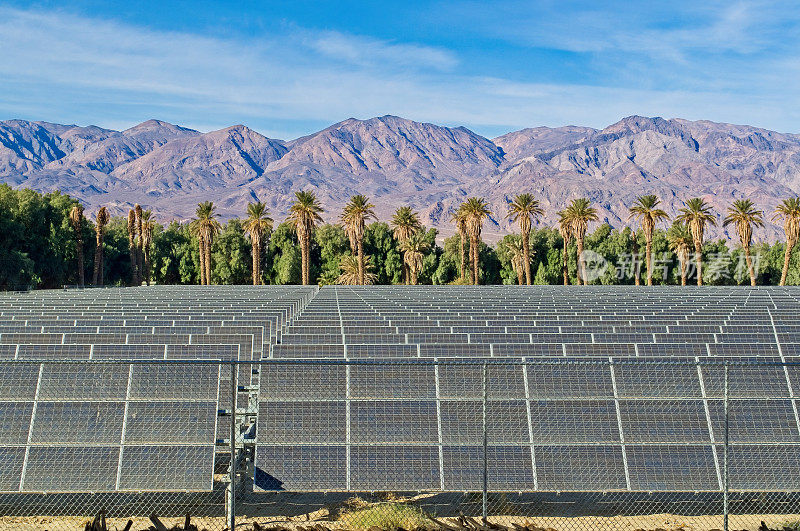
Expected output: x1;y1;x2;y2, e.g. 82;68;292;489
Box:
288;191;324;285
243;202;273;285
773;197;800;286
127;209;138;285
630;230;641;286
399;231;430;285
69;204;84;287
629;195;669;286
341;195;376;285
190;201;221;285
667;224;693;286
134;204;144;285
461;197;492;285
451;206;469;282
563;198;598;285
92;206;109;286
507;194;544;285
337;254;377;285
556;210;572;285
723;199;764;286
506;235;525;285
391;206;422;284
141;210;154;286
676;197;717;286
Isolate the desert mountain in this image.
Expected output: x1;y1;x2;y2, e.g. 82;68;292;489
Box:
2;114;799;241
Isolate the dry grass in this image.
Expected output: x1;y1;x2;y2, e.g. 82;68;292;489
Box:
337;500;431;530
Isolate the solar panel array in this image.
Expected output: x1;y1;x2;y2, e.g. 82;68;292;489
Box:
256;286;800;492
1;284;799;495
0;286;317;493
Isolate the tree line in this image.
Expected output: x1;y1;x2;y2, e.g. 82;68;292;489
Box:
2;184;800;290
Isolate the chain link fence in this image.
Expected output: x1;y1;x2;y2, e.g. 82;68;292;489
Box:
1;358;799;531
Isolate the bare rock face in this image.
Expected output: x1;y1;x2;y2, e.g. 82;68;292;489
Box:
1;114;799;241
49;119;200;173
109;124;287;196
494;125;597;163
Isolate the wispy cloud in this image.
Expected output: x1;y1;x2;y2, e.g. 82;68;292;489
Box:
304;30;458;71
0;5;797;139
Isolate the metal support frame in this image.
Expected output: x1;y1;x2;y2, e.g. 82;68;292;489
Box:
723;361;729;531
482;361;488;520
227;360;238;531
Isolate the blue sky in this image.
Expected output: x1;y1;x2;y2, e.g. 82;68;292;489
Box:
0;0;798;139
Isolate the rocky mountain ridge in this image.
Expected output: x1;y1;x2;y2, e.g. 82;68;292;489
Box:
2;114;799;241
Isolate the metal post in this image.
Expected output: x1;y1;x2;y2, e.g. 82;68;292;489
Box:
227;361;238;531
723;362;729;531
482;362;488;520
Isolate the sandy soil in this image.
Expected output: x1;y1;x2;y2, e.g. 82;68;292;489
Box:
1;513;797;531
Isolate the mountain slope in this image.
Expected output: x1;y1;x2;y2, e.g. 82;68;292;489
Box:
109;124;287;197
1;115;798;241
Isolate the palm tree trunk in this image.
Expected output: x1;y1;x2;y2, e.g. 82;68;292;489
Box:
93;228;102;286
522;229;531;285
632;238;640;286
300;230;310;285
136;220;143;286
402;262;409;285
128;224;137;286
305;235;311;285
459;234;467;282
99;234;104;286
562;244;569;286
198;235;206;285
252;234;260;285
357;239;365;285
516;266;523;285
204;235;213;285
144;244;151;286
410;264;418;285
680;260;687;286
645;237;653;286
471;235;479;285
576;237;585;286
781;240;794;286
694;239;703;286
76;234;84;287
744;243;756;286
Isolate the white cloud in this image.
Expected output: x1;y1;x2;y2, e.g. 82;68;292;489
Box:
305;30;458;71
0;5;797;139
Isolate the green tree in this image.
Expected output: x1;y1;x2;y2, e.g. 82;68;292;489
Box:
773;197;800;286
211;219;251;285
676;197;717;286
243;202;273;285
92;207;110;286
288;191;324;285
315;224;350;285
69;204;85;287
460;197;492;285
562;198;598;285
265;221;302;284
723;199;764;286
629;195;669;286
341;195;376;285
399;230;430;285
363;222;403;285
507;194;544;284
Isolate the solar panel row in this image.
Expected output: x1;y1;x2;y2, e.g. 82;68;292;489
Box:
0;286;317;493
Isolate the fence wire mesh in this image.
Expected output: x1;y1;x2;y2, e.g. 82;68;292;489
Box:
0;358;799;531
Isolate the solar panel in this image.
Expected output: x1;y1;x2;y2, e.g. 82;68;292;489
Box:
5;284;800;499
0;360;222;493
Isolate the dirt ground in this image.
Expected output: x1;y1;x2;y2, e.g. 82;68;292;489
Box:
1;513;798;531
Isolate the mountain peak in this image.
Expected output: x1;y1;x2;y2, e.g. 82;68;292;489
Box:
124;119;197;135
